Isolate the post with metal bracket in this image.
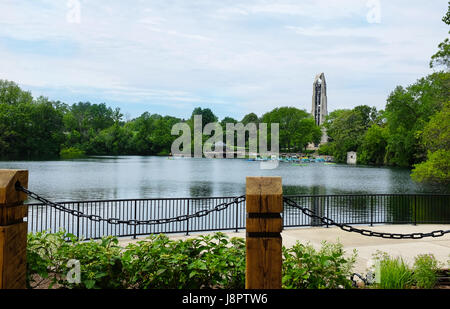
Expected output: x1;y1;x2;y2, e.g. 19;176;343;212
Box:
245;176;283;289
0;169;28;289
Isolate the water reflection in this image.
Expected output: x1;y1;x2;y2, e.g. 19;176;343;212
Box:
190;182;213;197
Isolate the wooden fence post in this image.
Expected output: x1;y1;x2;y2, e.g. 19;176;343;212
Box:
0;170;28;289
245;176;283;289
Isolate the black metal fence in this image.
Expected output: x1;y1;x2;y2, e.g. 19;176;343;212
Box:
26;194;450;240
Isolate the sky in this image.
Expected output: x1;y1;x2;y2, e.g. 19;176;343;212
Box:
0;0;448;121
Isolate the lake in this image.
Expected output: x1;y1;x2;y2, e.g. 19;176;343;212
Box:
0;156;447;202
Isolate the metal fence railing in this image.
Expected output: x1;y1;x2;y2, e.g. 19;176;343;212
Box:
26;194;450;240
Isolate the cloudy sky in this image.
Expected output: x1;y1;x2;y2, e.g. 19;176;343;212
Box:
0;0;448;120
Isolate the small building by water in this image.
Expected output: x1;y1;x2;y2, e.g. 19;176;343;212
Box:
347;151;357;164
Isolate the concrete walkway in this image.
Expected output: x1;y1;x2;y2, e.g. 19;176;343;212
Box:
118;224;450;274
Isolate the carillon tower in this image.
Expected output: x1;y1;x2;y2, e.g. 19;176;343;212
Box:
308;73;328;149
312;72;328;126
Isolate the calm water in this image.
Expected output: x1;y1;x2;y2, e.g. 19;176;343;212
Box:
0;156;447;201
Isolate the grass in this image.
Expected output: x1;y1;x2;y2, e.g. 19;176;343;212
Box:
370;251;443;289
412;254;440;289
377;257;414;289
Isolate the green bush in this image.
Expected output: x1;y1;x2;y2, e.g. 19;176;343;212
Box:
412;254;440;289
122;233;246;289
26;231;245;289
282;241;357;289
369;252;444;289
27;232;359;289
27;230;125;289
60;147;86;159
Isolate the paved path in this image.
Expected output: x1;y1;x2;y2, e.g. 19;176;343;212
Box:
118;224;450;274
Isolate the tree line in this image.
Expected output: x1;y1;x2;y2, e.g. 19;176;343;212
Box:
0;81;322;160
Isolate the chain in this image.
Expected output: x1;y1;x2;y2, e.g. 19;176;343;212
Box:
16;184;245;226
283;196;450;239
16;184;450;238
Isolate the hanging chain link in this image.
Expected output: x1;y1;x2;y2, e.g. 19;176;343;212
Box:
16;184;245;226
283;196;450;239
16;183;450;238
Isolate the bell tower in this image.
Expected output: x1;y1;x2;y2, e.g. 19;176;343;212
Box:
312;72;327;126
307;73;329;149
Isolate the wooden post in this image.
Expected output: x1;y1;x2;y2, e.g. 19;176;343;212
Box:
245;177;282;289
0;170;28;289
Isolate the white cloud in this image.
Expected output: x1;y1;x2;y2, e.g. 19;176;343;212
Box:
0;0;448;119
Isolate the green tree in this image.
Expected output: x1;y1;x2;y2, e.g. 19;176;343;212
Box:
27;97;64;158
261;107;320;152
323;106;380;162
0;81;63;159
127;112;155;155
62;102;118;153
190;107;218;128
411;101;450;184
358;124;388;165
241;113;259;125
0;80;33;105
384;72;449;167
126;112;183;156
220;116;237;127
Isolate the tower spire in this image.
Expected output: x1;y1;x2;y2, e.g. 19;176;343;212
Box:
312;72;327;126
307;73;329;150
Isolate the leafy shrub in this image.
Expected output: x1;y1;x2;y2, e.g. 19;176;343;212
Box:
27;230;125;289
60;147;86;159
27;231;245;289
122;233;246;289
282;241;357;289
28;232;360;289
412;254;440;289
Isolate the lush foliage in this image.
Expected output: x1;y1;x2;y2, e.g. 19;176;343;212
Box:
320;71;449;170
27;231;125;289
372;252;414;289
0;79;320;159
383;73;449;167
122;233;246;289
412;254;440;289
370;251;442;289
27;231;246;289
0;80;64;159
27;231;447;290
322;106;382;163
27;231;361;289
60;147;86;159
282;241;357;289
261;107;321;152
411;101;450;184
